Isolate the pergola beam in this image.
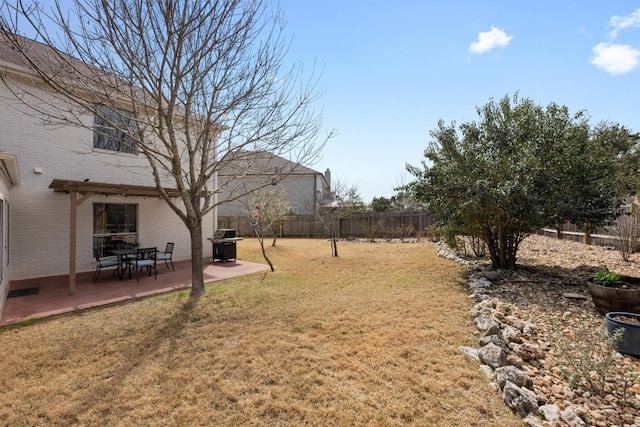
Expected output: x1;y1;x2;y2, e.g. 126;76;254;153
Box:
49;179;183;198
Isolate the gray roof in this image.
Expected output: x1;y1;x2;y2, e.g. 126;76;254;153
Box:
1;32;91;79
0;32;136;98
217;150;321;177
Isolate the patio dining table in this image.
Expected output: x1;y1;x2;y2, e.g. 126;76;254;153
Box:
111;248;137;280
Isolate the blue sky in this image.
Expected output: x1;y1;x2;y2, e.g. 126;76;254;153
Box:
278;1;640;202
18;1;640;202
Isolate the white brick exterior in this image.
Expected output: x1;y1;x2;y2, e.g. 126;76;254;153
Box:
0;84;214;282
0;177;10;315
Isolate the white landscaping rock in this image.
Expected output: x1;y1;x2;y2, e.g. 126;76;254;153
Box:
478;342;507;369
494;365;533;390
503;381;539;417
538;404;561;421
459;346;480;361
560;407;586;427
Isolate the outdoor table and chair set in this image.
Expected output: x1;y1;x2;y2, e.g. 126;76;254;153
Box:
92;229;241;283
93;242;175;283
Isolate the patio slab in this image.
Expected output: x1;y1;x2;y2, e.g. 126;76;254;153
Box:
1;258;269;327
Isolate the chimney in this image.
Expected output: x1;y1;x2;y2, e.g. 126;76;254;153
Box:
324;168;331;190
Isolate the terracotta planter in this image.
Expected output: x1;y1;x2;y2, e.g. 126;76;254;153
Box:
588;277;640;315
605;312;640;357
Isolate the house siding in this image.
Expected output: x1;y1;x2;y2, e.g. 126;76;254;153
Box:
0;180;9;316
217;174;320;217
0;84;213;281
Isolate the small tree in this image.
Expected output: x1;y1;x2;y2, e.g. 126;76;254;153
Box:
314;180;364;257
607;198;640;261
242;187;290;271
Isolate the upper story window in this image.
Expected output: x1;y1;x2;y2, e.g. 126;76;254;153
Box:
93;104;139;154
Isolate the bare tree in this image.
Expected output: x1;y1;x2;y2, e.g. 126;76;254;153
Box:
607;198;640;262
241;187;290;271
0;0;331;296
313;179;364;257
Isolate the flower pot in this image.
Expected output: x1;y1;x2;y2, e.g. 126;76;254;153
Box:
605;312;640;357
587;277;640;315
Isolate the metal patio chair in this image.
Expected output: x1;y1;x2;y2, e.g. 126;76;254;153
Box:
92;248;121;282
157;242;175;271
130;247;158;282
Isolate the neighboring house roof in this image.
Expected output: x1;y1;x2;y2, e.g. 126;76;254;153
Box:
217;150;322;178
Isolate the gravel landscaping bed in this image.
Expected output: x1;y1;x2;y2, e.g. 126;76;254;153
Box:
456;234;640;427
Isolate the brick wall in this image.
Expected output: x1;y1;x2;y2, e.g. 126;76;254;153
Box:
0;84;214;280
0;178;9;315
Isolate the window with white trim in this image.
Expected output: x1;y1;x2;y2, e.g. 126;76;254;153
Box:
93;203;138;257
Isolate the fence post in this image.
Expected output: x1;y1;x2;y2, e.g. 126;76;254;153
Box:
584;223;591;245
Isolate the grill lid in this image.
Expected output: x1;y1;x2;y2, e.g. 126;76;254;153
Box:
213;229;236;238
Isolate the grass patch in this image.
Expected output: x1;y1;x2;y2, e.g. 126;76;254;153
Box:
1;316;45;331
0;239;522;426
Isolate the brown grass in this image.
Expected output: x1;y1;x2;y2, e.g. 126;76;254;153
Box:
0;239;522;426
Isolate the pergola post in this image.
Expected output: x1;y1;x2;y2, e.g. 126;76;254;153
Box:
69;190;77;294
68;190;94;295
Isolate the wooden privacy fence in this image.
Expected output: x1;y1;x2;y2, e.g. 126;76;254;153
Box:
218;213;629;250
536;222;623;249
217;212;435;238
339;212;435;238
217;215;327;238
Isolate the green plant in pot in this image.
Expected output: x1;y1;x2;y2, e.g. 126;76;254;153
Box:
588;270;640;315
592;271;622;287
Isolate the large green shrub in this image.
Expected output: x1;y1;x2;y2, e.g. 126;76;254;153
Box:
404;94;636;269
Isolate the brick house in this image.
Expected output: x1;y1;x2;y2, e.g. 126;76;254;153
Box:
0;36;215;315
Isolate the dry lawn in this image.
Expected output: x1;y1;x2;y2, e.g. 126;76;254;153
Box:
0;239;522;426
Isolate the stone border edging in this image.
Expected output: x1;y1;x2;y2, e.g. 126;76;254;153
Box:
433;241;588;427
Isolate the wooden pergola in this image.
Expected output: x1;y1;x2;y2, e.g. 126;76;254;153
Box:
49;179;182;294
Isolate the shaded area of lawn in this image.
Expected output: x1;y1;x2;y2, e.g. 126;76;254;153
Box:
0;239;522;426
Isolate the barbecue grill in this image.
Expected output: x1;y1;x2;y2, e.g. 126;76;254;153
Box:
208;229;243;262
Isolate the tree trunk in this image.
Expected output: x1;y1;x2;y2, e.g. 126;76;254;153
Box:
487;243;500;268
255;228;275;271
555;223;564;239
331;233;339;257
481;225;500;268
497;213;508;268
506;235;517;268
260;241;275;271
189;219;206;298
584;223;592;245
482;223;518;269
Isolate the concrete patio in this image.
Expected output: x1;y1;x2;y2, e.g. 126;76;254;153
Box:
1;258;269;326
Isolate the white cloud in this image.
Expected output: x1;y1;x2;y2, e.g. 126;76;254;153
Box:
590;42;640;75
609;8;640;39
468;26;513;55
